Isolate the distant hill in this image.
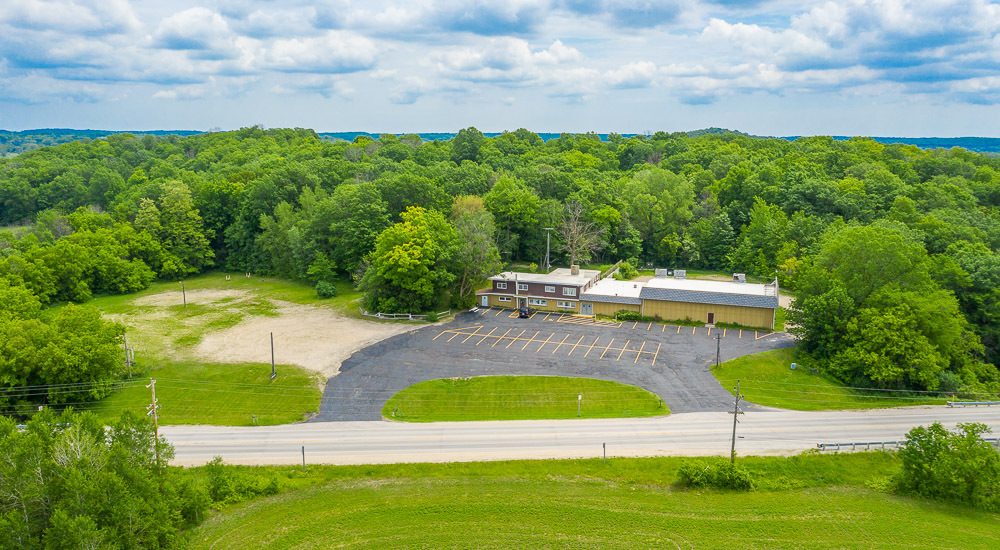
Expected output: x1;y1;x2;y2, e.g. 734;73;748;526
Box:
0;129;201;157
3;128;999;156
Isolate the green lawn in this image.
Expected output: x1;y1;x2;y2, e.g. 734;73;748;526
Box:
712;348;948;410
88;361;322;426
184;453;1000;549
382;376;668;421
67;272;354;425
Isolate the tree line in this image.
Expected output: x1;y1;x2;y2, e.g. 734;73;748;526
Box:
2;126;1000;400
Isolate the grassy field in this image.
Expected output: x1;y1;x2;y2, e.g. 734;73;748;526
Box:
712;348;949;410
381;376;668;421
68;272;367;425
184;453;1000;549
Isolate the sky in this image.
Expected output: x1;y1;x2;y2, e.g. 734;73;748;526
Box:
1;0;999;136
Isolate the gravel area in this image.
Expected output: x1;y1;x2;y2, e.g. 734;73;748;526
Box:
315;309;795;421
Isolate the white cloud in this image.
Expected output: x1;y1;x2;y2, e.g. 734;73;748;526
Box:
0;0;140;34
153;7;242;60
263;31;378;73
605;61;657;88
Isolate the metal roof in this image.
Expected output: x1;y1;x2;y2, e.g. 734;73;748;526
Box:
489;268;601;286
580;293;643;305
639;287;778;309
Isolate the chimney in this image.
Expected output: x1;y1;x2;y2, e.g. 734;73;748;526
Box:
571;264;580;276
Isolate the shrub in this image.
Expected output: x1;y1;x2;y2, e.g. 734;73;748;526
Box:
315;280;337;298
615;309;643;321
203;457;280;506
677;460;757;491
894;422;1000;511
613;261;639;280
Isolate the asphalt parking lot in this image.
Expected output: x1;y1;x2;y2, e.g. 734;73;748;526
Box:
315;308;795;421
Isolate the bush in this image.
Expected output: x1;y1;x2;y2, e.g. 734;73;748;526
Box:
203;457;280;506
677;460;757;491
315;280;337;298
614;309;643;321
613;261;639;280
894;422;1000;511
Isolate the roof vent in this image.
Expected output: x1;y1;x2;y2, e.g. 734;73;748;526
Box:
633;284;638;288
733;273;746;284
674;269;686;279
654;268;668;278
571;264;580;275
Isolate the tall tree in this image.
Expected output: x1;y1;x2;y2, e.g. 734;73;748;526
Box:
451;199;502;307
557;201;605;266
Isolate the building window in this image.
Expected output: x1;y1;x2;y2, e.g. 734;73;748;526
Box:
498;296;511;302
517;283;528;291
496;282;507;289
545;285;555;293
528;298;547;306
563;287;577;296
557;301;575;308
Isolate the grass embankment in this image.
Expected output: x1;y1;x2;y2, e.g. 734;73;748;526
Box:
712;348;948;410
185;453;1000;548
78;272;363;425
383;376;667;421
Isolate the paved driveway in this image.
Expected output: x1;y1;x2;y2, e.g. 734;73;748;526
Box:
314;308;795;421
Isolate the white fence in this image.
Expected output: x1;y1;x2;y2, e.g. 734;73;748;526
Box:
359;308;451;321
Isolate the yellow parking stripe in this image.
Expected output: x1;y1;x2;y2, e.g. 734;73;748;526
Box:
521;331;540;351
600;338;615;359
492;328;512;347
476;327;497;345
723;328;727;338
647;322;652;331
584;337;600;358
536;333;554;352
634;341;645;363
506;329;526;349
652;342;661;366
661;324;665;332
616;339;631;361
551;334;570;354
632;321;638;329
692;326;696;335
461;326;482;343
567;335;585;356
676;326;681;334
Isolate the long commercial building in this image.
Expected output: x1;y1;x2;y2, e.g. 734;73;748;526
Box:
477;268;780;330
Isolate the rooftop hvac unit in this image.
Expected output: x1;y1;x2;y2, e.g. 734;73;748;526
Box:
654;268;668;278
733;273;746;283
674;269;686;279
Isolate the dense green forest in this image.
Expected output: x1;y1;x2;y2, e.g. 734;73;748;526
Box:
2;126;1000;412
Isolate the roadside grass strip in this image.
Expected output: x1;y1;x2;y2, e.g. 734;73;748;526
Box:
381;376;666;421
186;453;1000;549
711;348;949;411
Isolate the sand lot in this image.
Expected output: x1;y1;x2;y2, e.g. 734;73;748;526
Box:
195;301;419;377
121;288;422;379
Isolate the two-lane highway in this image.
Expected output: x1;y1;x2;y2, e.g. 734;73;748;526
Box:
163;406;1000;466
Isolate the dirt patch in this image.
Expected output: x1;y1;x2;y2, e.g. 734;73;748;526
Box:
134;289;249;307
194;301;421;377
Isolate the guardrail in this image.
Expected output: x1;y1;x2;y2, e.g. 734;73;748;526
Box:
947;401;1000;407
818;437;1000;452
359;308;451;321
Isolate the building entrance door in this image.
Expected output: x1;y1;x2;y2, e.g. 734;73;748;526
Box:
481;295;489;307
580;302;593;315
707;312;715;325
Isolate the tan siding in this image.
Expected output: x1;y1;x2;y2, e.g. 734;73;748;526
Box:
585;301;640;317
641;299;774;329
485;294;576;312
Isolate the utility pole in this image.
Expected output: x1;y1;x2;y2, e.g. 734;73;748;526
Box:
146;378;160;463
729;379;743;464
716;333;721;368
543;227;554;272
180;280;186;307
270;332;277;380
123;333;132;378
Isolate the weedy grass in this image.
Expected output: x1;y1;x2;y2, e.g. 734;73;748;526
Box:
382;376;668;421
73;272;348;425
712;348;947;410
183;452;1000;549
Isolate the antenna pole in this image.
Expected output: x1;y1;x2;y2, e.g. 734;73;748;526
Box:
146;378;160;463
730;379;742;464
